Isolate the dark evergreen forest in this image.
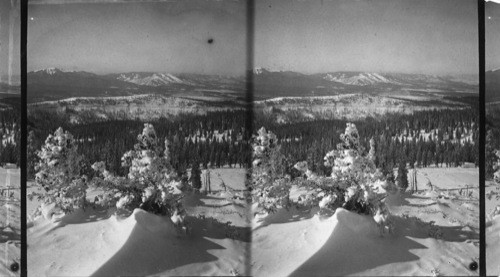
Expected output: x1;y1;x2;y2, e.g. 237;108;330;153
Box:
27;104;479;180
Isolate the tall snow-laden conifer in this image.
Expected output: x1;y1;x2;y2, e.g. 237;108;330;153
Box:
29;127;87;212
252;127;289;213
92;124;185;216
294;123;396;233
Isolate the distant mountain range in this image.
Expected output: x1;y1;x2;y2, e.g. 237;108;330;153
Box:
252;68;477;98
27;67;478;102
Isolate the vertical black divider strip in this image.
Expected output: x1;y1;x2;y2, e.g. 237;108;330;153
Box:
478;0;485;276
245;0;255;276
20;0;27;276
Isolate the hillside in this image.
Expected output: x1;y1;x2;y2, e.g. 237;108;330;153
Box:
254;94;469;123
28;68;477;103
252;167;479;276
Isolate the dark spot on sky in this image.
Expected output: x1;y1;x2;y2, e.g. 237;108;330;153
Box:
208;38;214;44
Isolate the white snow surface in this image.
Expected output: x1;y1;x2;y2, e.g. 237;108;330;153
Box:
252;167;479;276
27;167;250;276
486;180;500;276
0;168;20;277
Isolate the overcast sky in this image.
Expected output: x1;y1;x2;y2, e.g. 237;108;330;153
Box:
28;0;247;75
0;0;21;83
255;0;479;75
486;1;500;71
28;0;481;76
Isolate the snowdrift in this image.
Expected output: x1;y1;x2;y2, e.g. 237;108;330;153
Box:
28;168;250;276
253;204;478;277
1;168;20;277
28;207;247;276
0;202;20;277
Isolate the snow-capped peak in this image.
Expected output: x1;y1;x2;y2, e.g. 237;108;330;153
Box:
254;67;265;75
323;72;400;86
253;67;281;75
116;72;188;86
35;67;63;75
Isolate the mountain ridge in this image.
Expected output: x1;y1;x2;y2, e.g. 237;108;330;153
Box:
27;67;478;102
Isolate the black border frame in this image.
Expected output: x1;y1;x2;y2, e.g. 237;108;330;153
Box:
20;0;27;276
16;0;489;276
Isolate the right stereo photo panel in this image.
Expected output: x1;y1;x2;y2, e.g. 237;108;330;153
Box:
486;0;500;275
250;0;480;276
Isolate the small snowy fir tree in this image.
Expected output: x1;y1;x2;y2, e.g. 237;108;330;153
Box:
293;123;396;233
28;127;87;213
91;124;184;217
251;127;289;213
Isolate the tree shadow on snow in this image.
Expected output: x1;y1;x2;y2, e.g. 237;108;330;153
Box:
392;215;479;243
90;217;234;276
0;226;20;243
53;206;114;228
187;215;251;243
183;192;230;207
289;212;427;276
253;206;324;232
289;211;478;276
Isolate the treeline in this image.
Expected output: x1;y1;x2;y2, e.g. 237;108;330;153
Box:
28;110;253;179
256;108;479;176
28;107;478;180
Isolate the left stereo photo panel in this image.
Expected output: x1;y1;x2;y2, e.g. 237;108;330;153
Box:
0;0;21;276
27;1;251;276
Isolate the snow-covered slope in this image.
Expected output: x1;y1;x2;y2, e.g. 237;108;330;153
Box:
0;168;20;277
252;167;479;276
486;180;500;276
34;67;62;76
254;94;466;123
27;168;250;276
29;94;245;122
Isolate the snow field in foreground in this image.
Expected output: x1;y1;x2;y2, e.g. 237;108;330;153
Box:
28;168;250;276
0;168;20;277
486;180;500;276
252;167;479;276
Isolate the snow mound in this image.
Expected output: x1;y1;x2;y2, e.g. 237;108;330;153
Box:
28;207;180;276
252;208;385;276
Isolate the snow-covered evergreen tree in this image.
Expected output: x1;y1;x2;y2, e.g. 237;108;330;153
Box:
251;127;289;213
293;123;396;232
28;127;87;213
251;123;396;233
91;124;185;216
